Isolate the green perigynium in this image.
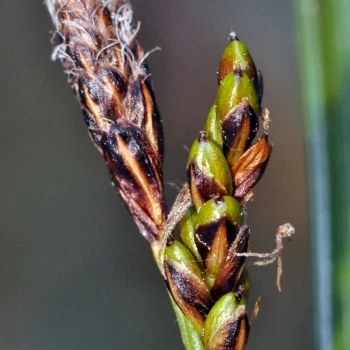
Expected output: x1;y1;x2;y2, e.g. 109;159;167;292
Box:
187;133;233;209
204;292;249;349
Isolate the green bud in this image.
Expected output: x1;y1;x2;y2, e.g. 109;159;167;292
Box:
204;292;249;350
179;206;202;264
218;33;263;106
187;132;233;210
216;68;259;124
195;196;243;288
218;33;257;83
205;104;223;149
164;240;212;335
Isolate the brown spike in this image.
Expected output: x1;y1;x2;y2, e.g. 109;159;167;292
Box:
46;0;165;241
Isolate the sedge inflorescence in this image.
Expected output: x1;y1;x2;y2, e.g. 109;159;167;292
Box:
45;2;294;349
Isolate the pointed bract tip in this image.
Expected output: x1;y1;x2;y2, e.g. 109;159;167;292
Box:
229;32;239;41
199;130;208;142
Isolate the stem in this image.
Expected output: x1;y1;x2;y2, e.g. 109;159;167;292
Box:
295;1;350;349
170;297;204;350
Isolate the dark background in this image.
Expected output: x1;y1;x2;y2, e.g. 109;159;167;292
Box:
0;1;312;349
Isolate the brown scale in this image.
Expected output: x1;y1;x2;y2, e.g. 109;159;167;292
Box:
102;123;165;240
233;134;272;200
164;259;212;332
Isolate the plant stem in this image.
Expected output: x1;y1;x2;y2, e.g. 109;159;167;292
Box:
170;297;204;350
295;1;350;349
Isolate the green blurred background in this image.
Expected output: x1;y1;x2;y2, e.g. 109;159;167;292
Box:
0;1;313;349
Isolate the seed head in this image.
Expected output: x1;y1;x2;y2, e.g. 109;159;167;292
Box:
45;0;165;241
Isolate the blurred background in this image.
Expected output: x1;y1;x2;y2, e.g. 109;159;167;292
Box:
0;1;313;349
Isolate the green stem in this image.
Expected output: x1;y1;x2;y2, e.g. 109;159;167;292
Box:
170;297;204;350
295;1;350;349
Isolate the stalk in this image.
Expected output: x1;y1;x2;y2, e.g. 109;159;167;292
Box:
295;1;350;349
45;1;294;348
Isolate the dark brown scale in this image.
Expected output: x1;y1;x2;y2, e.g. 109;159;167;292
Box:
96;67;128;97
164;259;212;328
187;162;228;206
93;6;113;30
222;99;259;171
195;218;240;281
166;261;211;318
71;43;97;70
85;27;104;48
78;74;106;108
256;68;264;107
102;128;139;190
142;62;164;160
195;220;222;259
222;102;258;153
124;80;146;126
196;220;239;260
96;66;128;121
211;227;249;300
102;123;165;238
81;110;103;147
224;314;249;350
78;72;124;122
